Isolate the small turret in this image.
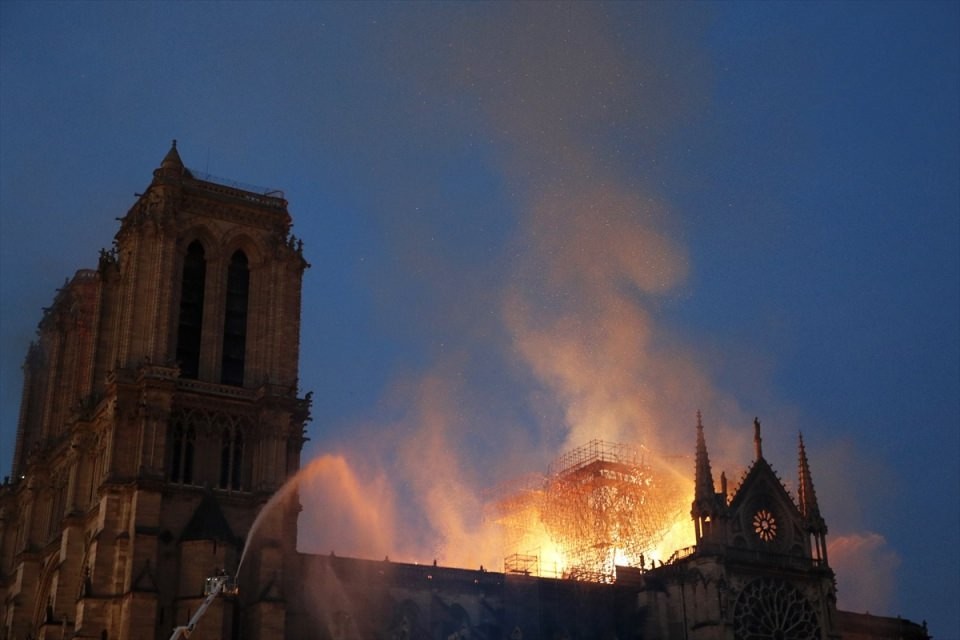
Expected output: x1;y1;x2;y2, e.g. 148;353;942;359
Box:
154;139;191;180
161;139;183;168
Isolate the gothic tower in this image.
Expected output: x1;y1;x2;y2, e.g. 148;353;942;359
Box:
0;143;310;640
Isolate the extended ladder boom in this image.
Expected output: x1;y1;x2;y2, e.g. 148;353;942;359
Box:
168;573;238;640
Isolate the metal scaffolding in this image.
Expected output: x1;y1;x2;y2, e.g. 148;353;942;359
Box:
494;440;688;583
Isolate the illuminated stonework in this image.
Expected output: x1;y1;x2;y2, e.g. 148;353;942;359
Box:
734;577;821;640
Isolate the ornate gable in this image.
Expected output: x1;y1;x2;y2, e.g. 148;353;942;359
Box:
662;417;845;640
727;458;809;558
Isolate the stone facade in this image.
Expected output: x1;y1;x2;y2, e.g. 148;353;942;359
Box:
0;144;309;639
0;147;929;639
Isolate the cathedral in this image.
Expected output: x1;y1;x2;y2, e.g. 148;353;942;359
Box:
0;146;929;640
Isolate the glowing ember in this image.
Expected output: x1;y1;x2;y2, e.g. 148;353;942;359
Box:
493;440;693;582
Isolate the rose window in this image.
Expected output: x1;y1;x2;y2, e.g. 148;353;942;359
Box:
734;577;822;640
753;509;777;542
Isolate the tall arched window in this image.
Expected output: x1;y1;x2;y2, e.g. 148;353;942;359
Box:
47;481;66;541
170;425;182;482
218;426;244;490
231;429;243;489
176;241;206;379
182;426;195;484
221;250;249;386
169;422;196;485
169;411;197;484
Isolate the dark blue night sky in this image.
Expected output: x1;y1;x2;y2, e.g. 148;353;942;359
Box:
1;2;956;634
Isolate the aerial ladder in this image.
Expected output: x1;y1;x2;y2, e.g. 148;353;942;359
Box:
168;571;239;639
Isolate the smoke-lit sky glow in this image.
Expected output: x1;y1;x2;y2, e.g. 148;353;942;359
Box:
1;1;957;634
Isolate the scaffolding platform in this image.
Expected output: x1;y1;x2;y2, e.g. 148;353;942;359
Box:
504;553;540;576
494;440;688;583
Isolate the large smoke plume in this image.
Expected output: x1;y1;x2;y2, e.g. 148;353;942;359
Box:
292;2;898;614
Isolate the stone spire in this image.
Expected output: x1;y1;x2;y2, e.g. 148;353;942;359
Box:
798;432;829;565
798;432;826;532
692;411;724;543
753;416;764;460
694;411;716;505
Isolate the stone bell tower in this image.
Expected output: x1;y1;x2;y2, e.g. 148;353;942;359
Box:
0;143;310;640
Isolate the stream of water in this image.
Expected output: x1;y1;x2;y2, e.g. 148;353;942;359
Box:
235;458;319;577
